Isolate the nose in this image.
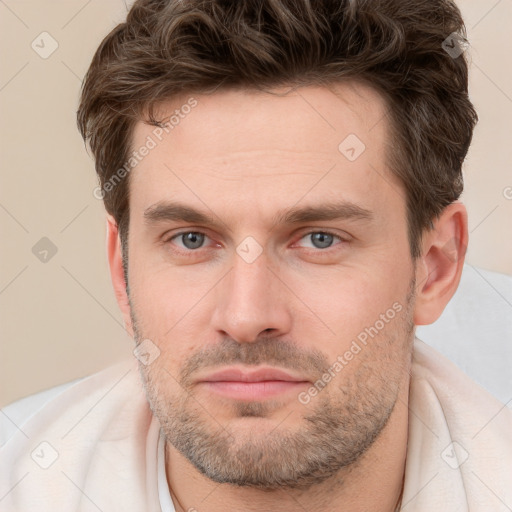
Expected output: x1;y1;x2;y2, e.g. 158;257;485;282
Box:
210;251;293;344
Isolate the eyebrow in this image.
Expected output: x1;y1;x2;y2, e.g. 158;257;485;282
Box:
143;200;374;230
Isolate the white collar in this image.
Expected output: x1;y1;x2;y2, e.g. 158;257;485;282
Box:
157;428;176;512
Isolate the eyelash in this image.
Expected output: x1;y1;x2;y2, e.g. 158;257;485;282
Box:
164;229;348;254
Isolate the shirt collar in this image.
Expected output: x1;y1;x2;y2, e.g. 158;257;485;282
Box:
157;427;176;512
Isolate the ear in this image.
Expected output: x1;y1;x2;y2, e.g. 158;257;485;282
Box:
413;201;468;326
106;214;134;338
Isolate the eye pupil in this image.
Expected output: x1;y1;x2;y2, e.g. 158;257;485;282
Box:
311;232;333;249
176;232;337;251
182;232;204;249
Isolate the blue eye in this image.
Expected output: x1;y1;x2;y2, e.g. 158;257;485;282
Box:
165;229;346;255
298;231;342;250
172;232;206;250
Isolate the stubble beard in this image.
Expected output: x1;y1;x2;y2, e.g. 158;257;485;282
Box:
131;282;415;490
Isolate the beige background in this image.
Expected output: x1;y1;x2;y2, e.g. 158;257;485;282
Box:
1;0;511;408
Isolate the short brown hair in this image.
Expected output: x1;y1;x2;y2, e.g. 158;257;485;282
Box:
77;0;477;268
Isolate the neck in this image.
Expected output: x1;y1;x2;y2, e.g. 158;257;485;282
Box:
166;382;409;512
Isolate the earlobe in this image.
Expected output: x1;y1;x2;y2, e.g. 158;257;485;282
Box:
106;214;134;337
413;202;468;326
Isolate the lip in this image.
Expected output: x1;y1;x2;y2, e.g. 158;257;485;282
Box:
198;367;308;383
196;367;311;401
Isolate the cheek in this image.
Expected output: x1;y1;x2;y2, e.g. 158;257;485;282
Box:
129;262;210;330
293;265;410;352
139;359;184;416
129;270;216;375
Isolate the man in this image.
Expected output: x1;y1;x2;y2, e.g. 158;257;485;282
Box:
1;0;511;510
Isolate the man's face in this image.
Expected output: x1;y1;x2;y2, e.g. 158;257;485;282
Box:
126;83;416;489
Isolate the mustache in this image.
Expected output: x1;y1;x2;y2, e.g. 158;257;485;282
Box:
178;336;330;387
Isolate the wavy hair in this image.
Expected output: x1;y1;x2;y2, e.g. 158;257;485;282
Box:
77;0;477;262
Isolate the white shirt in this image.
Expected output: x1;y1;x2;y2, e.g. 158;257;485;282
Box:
157;427;175;511
1;338;511;511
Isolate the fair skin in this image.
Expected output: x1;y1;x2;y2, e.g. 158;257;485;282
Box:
106;83;467;512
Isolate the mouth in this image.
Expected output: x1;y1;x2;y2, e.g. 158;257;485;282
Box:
195;367;311;401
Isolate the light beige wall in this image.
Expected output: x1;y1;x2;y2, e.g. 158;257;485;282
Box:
1;0;511;408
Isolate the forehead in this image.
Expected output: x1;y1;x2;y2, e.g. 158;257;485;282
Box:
133;82;388;156
128;82;404;228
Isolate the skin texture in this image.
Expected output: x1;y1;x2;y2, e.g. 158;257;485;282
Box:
106;83;468;512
